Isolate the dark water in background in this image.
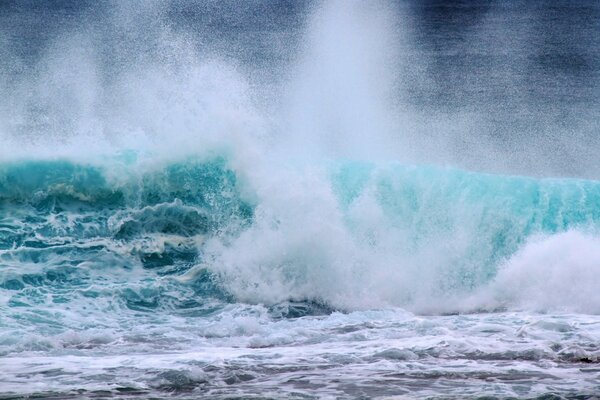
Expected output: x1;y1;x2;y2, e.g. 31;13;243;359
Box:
403;1;600;176
2;0;599;175
1;1;600;399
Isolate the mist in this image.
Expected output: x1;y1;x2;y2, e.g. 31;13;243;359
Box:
1;0;599;176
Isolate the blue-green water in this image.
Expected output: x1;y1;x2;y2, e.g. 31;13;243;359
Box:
1;156;600;398
2;0;600;398
3;156;600;315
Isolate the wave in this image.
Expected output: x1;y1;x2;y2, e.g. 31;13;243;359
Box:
0;157;249;319
203;160;600;313
1;156;600;314
0;157;251;213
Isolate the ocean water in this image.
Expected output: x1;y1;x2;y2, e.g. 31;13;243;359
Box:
1;1;600;399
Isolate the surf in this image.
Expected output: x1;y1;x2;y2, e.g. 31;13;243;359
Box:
2;156;600;316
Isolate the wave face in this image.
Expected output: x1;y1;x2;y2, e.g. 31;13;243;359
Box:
2;156;600;320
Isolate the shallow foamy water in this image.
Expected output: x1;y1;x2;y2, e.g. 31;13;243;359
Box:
2;308;599;399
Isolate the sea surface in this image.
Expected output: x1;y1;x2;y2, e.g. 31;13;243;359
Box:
1;1;600;399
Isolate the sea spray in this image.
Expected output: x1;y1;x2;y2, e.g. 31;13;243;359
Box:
0;0;599;315
203;161;600;313
283;0;400;161
1;1;600;398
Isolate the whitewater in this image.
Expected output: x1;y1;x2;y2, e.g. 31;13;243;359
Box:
1;1;599;398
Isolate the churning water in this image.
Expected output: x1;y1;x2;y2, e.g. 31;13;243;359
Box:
1;1;600;398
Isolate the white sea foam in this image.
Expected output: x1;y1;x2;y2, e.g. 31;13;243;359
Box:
470;230;600;314
1;2;600;397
